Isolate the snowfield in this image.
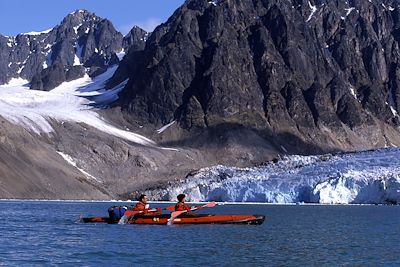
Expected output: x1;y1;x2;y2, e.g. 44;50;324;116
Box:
0;66;158;147
147;149;400;204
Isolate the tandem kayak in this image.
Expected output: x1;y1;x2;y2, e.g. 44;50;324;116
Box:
81;213;265;225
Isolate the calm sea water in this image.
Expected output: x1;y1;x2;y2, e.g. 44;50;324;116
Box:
0;201;399;266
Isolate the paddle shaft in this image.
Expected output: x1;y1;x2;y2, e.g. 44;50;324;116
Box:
168;202;216;225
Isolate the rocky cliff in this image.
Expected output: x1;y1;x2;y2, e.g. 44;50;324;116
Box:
111;0;400;155
0;9;147;90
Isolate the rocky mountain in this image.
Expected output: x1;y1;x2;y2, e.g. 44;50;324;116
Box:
110;0;400;156
2;0;400;200
0;9;147;90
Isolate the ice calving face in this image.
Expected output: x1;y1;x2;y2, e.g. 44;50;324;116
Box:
147;149;400;204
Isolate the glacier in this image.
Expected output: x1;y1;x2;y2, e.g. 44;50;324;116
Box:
0;66;163;148
146;148;400;204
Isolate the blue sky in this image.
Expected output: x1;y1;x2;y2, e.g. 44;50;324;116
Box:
0;0;185;36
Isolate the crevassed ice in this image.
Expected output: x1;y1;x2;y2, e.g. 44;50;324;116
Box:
147;149;400;204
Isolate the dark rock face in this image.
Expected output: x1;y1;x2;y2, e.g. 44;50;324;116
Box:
0;10;147;90
123;26;148;52
112;0;400;154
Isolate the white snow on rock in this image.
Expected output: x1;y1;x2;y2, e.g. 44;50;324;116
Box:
156;120;175;134
208;0;219;6
345;7;355;17
73;23;83;35
74;43;83;66
7;38;14;48
22;28;52;36
57;151;102;183
0;66;160;148
1;78;29;87
116;49;125;60
147;149;400;204
306;1;317;22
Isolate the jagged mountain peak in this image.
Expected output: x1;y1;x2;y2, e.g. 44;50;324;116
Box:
68;9;95;17
61;9;103;30
112;0;400;155
0;9;147;90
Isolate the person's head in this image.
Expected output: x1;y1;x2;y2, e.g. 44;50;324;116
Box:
177;194;186;202
138;194;148;204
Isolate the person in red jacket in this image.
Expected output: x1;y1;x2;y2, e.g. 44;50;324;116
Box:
133;194;161;215
174;194;192;211
133;194;149;211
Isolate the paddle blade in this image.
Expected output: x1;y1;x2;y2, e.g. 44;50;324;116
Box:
204;201;216;208
167;210;185;225
118;210;144;224
118;215;128;224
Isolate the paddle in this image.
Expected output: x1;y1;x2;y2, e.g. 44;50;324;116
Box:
125;204;175;213
167;201;217;225
118;206;172;224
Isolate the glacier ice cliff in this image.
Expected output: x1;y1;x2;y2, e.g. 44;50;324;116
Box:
147;148;400;204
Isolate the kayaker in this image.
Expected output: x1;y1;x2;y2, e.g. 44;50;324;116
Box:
133;194;149;211
174;194;192;211
133;194;160;214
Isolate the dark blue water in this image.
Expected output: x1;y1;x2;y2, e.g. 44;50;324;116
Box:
0;201;399;266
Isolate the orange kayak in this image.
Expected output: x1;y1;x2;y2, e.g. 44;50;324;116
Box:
129;213;265;225
81;213;265;225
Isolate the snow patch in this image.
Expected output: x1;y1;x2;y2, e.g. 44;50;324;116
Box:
306;1;317;22
390;106;398;117
208;0;219;6
7;39;13;48
345;7;355;16
388;88;398;117
22;28;52;36
1;78;29;87
17;66;25;74
74;43;83;66
70;9;86;15
73;56;80;65
349;86;357;100
116;49;125;60
156;121;176;134
57;152;102;183
73;23;83;34
43;49;53;69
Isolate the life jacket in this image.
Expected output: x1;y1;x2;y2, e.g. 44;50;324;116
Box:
133;202;159;215
133;201;146;211
175;202;191;211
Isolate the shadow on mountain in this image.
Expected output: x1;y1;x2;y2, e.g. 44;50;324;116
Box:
157;122;336;156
